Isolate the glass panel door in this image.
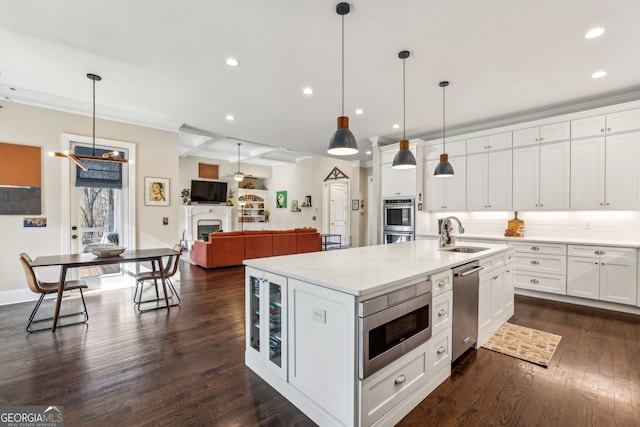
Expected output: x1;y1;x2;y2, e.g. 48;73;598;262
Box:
268;281;283;367
249;275;261;352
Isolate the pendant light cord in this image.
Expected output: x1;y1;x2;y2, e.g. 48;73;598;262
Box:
341;13;345;116
442;83;446;154
237;143;241;174
92;77;96;156
403;57;406;141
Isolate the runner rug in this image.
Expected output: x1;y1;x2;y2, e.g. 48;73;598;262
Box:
481;322;562;367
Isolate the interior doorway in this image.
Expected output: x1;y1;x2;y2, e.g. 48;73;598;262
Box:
324;181;349;248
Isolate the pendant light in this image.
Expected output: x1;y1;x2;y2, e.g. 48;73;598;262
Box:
234;142;245;182
327;2;358;156
391;50;416;169
433;81;454;177
49;73;128;170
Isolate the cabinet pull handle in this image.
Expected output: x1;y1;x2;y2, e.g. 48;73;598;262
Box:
600;128;604;133
438;309;447;317
437;346;446;355
531;260;540;265
438;280;447;288
530;279;540;284
394;374;406;385
531;247;540;251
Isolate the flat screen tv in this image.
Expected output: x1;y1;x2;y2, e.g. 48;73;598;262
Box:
190;180;228;204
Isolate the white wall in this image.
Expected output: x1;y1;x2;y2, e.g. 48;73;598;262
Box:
417;210;640;242
266;157;364;246
1;102;179;302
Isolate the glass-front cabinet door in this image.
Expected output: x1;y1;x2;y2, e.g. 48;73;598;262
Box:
245;267;287;380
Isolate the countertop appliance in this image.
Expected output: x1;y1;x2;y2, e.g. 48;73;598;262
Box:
452;261;483;362
358;278;432;379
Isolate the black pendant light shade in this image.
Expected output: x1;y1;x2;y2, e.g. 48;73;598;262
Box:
328;2;358;156
434;80;454;177
392;50;416;169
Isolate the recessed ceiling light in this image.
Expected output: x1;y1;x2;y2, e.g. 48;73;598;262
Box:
392;124;400;129
585;27;605;39
225;114;235;121
302;87;313;95
366;150;372;155
226;58;239;67
591;70;607;79
355;108;363;115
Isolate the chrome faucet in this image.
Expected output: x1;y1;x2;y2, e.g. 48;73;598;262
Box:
439;216;465;247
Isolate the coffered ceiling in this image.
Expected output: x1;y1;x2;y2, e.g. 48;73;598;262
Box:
1;0;640;167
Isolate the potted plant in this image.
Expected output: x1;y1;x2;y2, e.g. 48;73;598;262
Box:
181;188;190;204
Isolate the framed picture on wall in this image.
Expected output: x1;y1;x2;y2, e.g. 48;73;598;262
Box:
276;190;287;208
145;177;170;206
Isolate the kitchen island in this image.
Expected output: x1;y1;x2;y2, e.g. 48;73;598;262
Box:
244;240;513;427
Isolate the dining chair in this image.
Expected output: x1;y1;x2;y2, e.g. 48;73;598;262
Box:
133;244;183;311
19;253;89;332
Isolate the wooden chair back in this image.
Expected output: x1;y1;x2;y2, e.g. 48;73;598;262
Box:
19;253;44;294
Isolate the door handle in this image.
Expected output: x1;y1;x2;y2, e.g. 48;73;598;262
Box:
454;266;484;277
72;235;78;239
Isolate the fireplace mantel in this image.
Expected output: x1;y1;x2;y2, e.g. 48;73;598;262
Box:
183;205;234;248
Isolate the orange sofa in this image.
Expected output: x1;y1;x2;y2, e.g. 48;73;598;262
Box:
190;228;321;269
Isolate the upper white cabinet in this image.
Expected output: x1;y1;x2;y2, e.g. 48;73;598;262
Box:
425;157;466;211
512;141;570;210
381;145;417;198
571;132;640;209
466;132;512;155
571;108;640;139
424;139;466;161
466;150;512;211
512;121;570;148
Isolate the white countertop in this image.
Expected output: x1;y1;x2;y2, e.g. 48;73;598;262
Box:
418;233;640;248
244;241;510;297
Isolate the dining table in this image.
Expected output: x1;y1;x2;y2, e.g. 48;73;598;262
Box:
30;247;180;332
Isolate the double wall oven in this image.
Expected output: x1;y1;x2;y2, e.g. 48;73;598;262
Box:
383;198;415;243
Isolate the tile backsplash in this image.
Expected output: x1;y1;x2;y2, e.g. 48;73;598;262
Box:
417;210;640;242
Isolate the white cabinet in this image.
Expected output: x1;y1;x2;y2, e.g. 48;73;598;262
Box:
381;163;417;197
424;139;466;160
571;108;640;139
477;251;514;347
567;245;637;305
466;132;512;154
512;121;570;148
466;149;512;211
246;267;288;379
425;157;466;211
511;242;567;295
571;132;640;209
512;141;570;210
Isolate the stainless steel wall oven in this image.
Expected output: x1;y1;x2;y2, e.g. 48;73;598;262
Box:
383;198;415;233
358;278;432;379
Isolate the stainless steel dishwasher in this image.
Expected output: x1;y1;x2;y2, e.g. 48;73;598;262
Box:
452;261;483;362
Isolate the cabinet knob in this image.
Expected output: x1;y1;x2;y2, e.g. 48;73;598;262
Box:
607;127;611;131
531;260;540;265
530;279;539;284
600;128;604;133
438;309;447;317
438;281;447;288
540;137;544;141
600;203;604;206
437;346;446;355
492;275;499;280
394;374;406;385
606;203;610;206
531;247;540;251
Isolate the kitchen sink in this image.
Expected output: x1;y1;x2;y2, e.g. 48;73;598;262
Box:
439;246;489;253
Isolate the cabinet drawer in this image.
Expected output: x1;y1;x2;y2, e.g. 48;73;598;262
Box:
480;252;506;275
359;342;429;427
514;254;567;275
514;271;567;295
429;329;451;373
432;291;452;337
509;241;567;255
430;270;452;297
567;245;636;259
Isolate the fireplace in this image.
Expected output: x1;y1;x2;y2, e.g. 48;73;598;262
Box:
198;219;222;241
182;205;234;252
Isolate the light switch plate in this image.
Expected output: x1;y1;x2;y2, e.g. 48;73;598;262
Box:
312;306;326;323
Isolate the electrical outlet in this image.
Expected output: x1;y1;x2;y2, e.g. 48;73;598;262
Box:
312;306;326;323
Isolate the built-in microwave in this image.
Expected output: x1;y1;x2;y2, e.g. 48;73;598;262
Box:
383;198;415;233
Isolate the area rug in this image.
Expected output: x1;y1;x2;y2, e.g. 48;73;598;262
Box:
481;322;562;367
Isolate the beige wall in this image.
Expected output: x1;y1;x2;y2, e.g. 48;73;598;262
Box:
0;102;179;302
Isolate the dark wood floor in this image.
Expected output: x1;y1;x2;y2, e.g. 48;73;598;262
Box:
1;262;639;426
